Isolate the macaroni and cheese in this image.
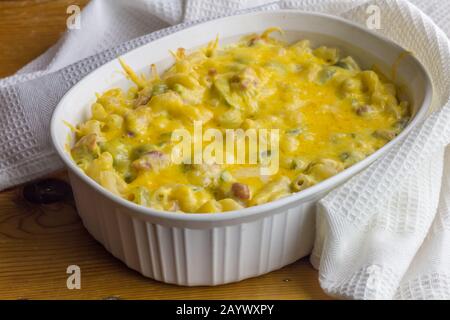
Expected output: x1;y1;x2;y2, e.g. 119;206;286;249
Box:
70;29;410;213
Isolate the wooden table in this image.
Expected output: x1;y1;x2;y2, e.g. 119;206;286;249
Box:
0;0;328;300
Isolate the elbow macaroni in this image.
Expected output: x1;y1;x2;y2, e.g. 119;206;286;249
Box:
70;28;410;213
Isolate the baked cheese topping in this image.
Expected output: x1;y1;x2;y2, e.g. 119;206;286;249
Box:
70;29;409;213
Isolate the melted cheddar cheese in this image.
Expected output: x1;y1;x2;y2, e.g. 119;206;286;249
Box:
70;29;409;213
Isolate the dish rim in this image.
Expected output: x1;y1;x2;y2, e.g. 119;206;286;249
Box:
50;9;433;222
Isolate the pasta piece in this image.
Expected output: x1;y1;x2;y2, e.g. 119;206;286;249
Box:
313;46;339;64
360;70;381;93
165;74;200;89
172;185;211;212
218;109;243;128
307;159;344;180
339;151;366;167
250;176;291;206
78;119;103;137
302;63;322;82
85;152;114;181
291;173;316;192
186;163;222;188
84;152;127;196
100;138;130;174
91;103;108;121
71;133;100;170
151;91;213;122
130;186;151;207
218;198;244;211
290;39;312;54
353;103;375;116
99;170;127;196
373;129;396;140
280;135;300;154
340;78;362;95
104;114;124;132
134;87;152;107
124;106;151;136
132;151;170;173
318;67;337;84
197;200;222;213
335;56;360;71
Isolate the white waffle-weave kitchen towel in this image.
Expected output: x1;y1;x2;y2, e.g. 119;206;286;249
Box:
1;0;450;299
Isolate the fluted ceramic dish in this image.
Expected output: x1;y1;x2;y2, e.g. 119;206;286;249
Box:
51;10;432;286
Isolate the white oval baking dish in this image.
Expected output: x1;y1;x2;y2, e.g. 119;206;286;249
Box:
51;10;432;286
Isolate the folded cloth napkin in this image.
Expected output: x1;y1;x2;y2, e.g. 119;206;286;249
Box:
1;0;449;299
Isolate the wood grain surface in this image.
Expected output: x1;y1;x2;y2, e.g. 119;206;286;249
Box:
0;0;328;300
